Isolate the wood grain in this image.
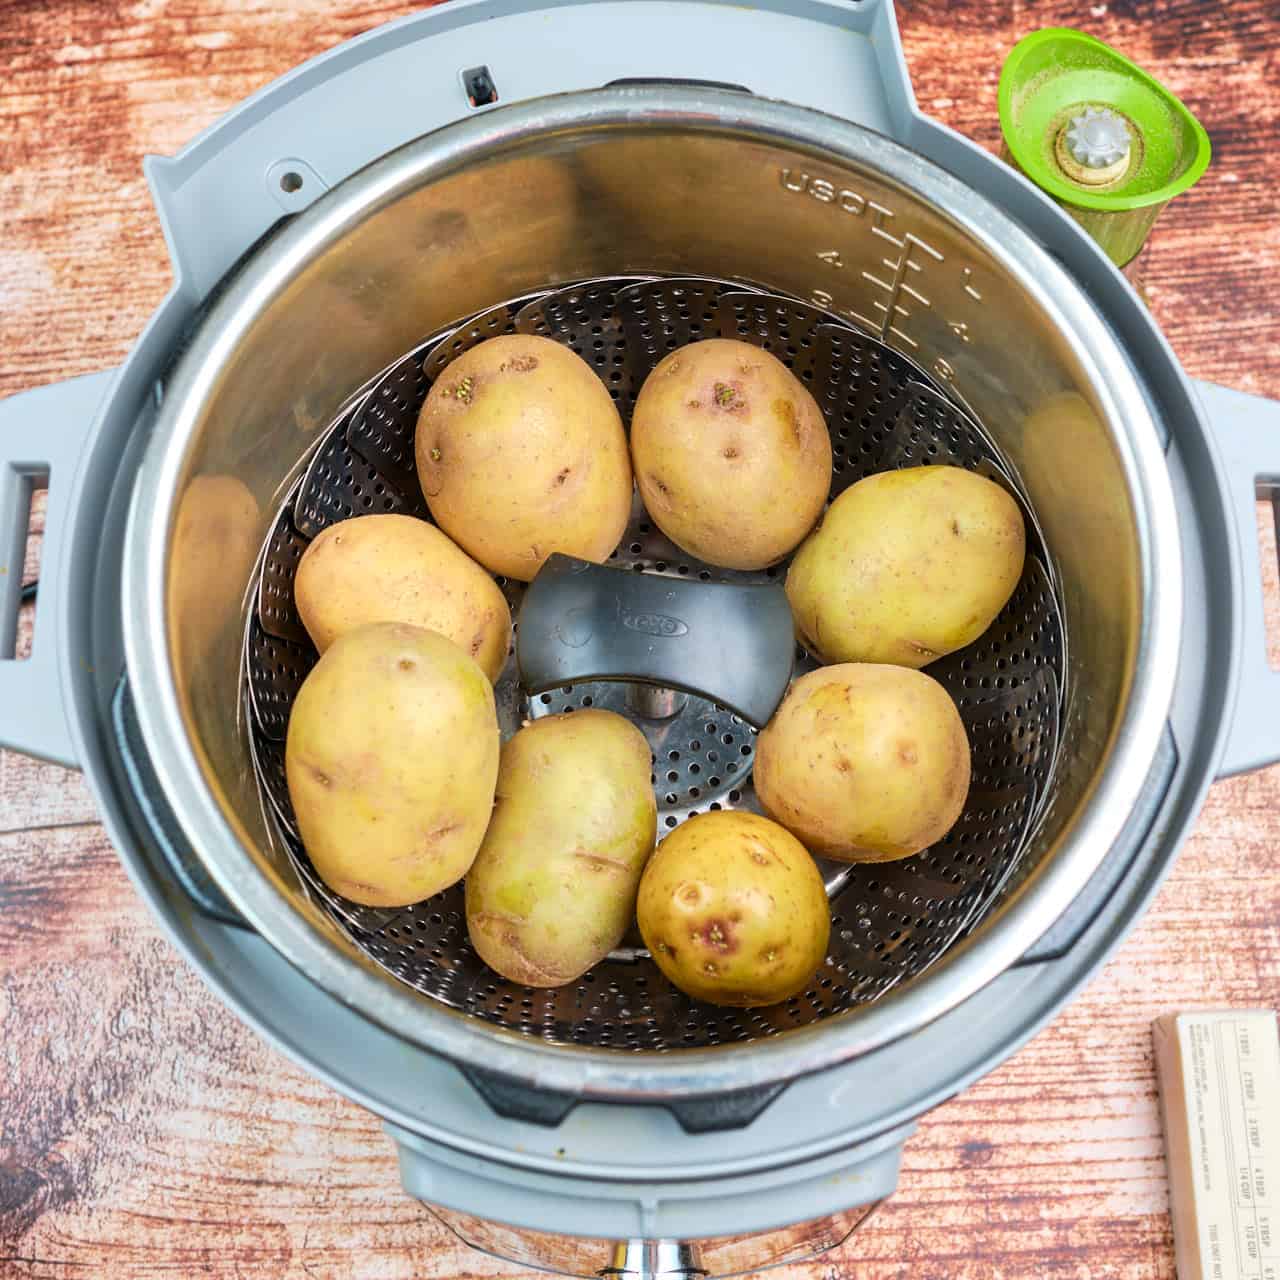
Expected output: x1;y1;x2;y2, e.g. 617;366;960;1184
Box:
2;1;1279;1277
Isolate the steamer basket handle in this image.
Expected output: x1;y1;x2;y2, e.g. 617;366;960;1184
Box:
0;371;115;768
516;555;796;731
1194;379;1280;778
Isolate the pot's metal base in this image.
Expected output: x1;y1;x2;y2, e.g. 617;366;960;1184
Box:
605;1240;706;1280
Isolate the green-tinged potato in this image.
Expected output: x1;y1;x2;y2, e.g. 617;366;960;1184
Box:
786;465;1025;667
755;664;970;862
416;335;632;580
285;623;499;907
465;710;657;987
294;514;511;682
631;339;832;570
636;811;830;1007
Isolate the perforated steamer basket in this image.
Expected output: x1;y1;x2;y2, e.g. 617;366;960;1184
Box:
4;0;1280;1269
245;270;1066;1050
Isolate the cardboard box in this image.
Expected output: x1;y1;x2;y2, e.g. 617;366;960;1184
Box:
1153;1011;1280;1280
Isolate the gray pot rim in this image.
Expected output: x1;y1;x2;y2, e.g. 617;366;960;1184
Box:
121;85;1183;1101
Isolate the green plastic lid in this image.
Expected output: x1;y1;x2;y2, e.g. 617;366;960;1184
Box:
998;27;1211;212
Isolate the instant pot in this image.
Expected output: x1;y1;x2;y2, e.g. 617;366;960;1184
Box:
3;0;1280;1270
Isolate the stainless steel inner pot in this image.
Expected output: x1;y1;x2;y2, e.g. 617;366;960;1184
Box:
243;269;1067;1048
122;88;1181;1101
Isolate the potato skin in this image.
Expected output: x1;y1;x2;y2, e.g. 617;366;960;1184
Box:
786;465;1025;668
465;710;657;987
415;335;632;581
631;339;831;570
294;513;511;682
285;622;499;907
636;811;830;1007
755;664;970;863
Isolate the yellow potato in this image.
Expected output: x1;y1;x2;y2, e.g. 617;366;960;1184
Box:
294;513;511;682
465;710;657;987
415;335;632;580
786;465;1025;667
285;623;499;907
636;811;830;1007
630;339;831;570
754;664;970;862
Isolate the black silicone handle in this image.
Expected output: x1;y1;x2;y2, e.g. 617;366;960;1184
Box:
461;1063;790;1133
111;673;249;929
605;76;752;94
516;555;796;729
1016;726;1177;965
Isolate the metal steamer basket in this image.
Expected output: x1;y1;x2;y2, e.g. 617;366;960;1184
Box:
4;0;1280;1271
246;271;1064;1052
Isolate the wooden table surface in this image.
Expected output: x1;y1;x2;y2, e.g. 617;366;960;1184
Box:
2;1;1279;1276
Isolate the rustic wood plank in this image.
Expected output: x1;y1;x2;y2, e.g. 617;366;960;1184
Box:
1;1;1278;1277
0;755;94;836
0;488;97;831
11;787;1276;1279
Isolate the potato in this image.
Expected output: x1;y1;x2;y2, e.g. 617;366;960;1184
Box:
415;335;632;580
294;514;511;682
754;664;970;862
630;339;831;570
465;710;657;987
636;811;830;1007
786;465;1025;667
285;622;499;906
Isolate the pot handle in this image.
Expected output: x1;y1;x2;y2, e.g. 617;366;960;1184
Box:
1194;379;1280;779
0;370;115;767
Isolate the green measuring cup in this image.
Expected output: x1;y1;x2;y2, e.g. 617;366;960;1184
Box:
998;28;1211;269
